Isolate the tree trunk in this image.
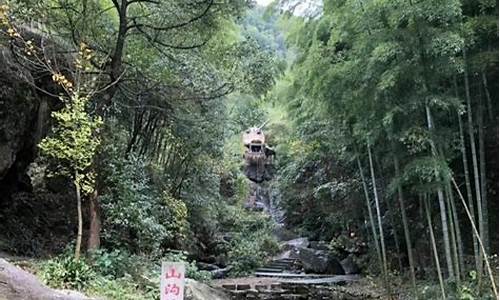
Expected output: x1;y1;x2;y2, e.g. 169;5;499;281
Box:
481;71;493;121
447;182;465;279
87;189;101;250
357;157;383;270
388;202;404;274
424;195;446;300
75;176;83;261
455;77;480;271
452;178;499;299
462;50;484;276
374;152;403;274
393;157;416;290
425;104;455;280
445;185;460;282
478;96;489;255
367;143;389;278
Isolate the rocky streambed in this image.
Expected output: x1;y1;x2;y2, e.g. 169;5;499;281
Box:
210;237;380;300
213;275;381;300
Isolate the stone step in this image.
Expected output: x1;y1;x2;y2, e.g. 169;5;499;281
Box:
255;272;333;278
278;294;309;300
275;258;298;262
255;267;284;273
265;265;292;271
268;260;296;266
265;263;294;269
280;275;360;285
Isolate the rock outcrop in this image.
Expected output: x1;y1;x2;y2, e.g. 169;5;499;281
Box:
340;255;360;275
0;42;60;198
294;247;344;275
0;258;92;300
185;279;230;300
275;237;346;275
0;38;78;256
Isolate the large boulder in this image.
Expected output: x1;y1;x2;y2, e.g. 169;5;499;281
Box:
295;248;345;275
0;258;92;300
281;237;309;251
309;241;330;251
340;255;360;275
185;279;230;300
272;226;298;241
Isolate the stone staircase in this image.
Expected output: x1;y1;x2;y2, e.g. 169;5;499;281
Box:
254;258;302;277
217;257;361;299
218;275;361;300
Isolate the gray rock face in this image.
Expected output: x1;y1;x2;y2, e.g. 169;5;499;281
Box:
185;279;230;300
0;57;38;181
281;237;309;251
340;255;360;275
0;258;92;300
276;238;347;275
295;247;345;275
309;241;330;251
0;46;57;196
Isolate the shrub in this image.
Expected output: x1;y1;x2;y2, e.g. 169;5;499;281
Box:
163;251;212;282
38;252;95;290
227;237;266;276
99;155;171;256
87;275;152;300
88;249;135;279
162;193;189;245
216;205;280;276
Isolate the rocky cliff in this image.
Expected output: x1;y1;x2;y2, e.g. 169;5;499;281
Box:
0;42;59;196
0;40;75;255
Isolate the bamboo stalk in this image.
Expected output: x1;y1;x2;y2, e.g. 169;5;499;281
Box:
452;178;498;299
424;195;446;300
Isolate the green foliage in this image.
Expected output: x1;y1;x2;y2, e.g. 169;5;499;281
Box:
39;94;102;193
162;193;189;242
87;276;151;300
414;271;497;300
217;206;280;276
227;237;267;276
162;251;212;282
99;154;170;255
3;0;498;295
88;249;137;279
39;251;95;290
39;94;102;191
266;0;498;292
38;248;157;299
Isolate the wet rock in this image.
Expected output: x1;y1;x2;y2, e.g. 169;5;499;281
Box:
185;279;230;300
211;266;232;279
340;255;360;275
0;258;92;300
272;227;298;242
295;248;344;275
274;250;294;260
197;262;219;271
197;262;231;279
281;238;309;251
309;241;330;251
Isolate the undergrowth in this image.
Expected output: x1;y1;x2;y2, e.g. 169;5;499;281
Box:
36;248;212;299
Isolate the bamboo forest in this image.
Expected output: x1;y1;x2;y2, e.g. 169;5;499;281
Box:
0;0;498;299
